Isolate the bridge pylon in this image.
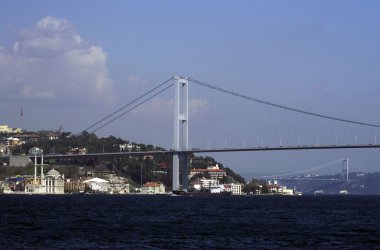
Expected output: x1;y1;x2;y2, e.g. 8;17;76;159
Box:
342;158;349;182
173;76;189;191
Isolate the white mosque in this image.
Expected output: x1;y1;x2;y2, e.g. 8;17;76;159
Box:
24;160;65;194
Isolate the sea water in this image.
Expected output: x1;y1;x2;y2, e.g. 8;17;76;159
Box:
0;195;379;249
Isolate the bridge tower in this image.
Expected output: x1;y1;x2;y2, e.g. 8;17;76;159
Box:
342;158;349;181
173;76;189;191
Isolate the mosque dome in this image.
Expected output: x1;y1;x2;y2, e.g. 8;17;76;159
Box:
46;168;61;177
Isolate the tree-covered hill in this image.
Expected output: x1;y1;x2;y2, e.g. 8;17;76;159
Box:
1;130;245;188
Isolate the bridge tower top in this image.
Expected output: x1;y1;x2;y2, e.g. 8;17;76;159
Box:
173;76;189;151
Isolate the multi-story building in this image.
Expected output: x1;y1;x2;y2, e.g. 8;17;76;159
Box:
189;164;227;180
267;180;294;195
200;178;219;189
224;183;242;195
193;179;242;195
64;179;86;193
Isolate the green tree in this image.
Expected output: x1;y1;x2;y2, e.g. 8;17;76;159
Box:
261;184;269;194
223;167;245;183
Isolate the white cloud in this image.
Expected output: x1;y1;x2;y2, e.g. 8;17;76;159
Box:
127;75;147;85
0;16;115;103
13;42;19;51
36;16;70;31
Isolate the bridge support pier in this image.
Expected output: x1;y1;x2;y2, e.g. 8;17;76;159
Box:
173;153;180;190
181;153;189;191
173;76;189;191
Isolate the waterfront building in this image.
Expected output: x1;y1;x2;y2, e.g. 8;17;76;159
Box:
201;182;242;195
224;183;242;195
141;182;165;194
83;177;110;192
44;169;65;194
64;179;86;193
200;178;219;189
24;168;65;194
210;185;223;193
267;180;295;195
267;184;282;193
282;187;295;195
2;176;27;193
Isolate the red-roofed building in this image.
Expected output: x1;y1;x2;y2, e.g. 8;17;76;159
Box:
189;164;227;180
141;182;165;194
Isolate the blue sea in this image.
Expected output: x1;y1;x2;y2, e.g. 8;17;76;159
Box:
0;195;379;249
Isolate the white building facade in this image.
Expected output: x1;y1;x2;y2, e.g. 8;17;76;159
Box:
224;183;242;195
83;177;110;192
141;182;165;194
24;168;64;194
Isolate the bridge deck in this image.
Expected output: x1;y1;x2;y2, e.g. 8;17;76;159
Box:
1;144;380;160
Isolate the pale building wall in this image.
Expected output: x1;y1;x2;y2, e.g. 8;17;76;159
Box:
200;179;219;189
141;183;165;194
231;183;242;195
0;125;11;133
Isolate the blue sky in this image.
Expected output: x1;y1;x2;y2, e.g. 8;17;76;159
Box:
1;1;380;175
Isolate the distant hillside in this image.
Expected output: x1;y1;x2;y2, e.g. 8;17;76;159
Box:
279;172;380;195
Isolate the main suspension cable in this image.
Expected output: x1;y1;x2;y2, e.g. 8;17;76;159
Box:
188;77;380;128
258;159;343;178
84;77;174;132
91;83;174;133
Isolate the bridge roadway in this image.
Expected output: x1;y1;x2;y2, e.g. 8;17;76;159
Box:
1;144;380;160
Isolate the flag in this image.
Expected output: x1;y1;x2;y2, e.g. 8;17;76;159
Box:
20;108;23;117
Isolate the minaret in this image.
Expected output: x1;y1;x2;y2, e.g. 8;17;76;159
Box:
40;154;44;184
34;154;37;184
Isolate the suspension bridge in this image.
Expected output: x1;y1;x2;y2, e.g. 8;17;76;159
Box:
3;76;380;191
